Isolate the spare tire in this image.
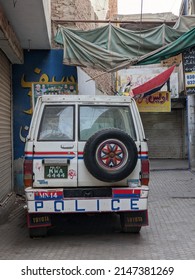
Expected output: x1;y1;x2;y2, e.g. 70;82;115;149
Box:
83;128;138;182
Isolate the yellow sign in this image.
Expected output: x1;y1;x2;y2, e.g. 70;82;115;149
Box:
136;91;171;112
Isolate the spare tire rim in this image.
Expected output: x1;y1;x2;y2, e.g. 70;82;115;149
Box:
96;139;128;171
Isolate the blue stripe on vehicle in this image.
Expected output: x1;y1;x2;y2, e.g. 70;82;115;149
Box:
25;156;75;160
25;155;148;160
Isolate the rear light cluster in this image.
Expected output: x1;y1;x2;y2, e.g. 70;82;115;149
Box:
141;159;150;186
24;159;33;187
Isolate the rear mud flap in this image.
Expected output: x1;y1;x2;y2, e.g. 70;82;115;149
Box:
120;210;148;227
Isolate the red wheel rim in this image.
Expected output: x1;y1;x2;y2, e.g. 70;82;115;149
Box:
96;139;128;171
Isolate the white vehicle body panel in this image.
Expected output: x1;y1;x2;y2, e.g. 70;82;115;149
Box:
24;95;149;232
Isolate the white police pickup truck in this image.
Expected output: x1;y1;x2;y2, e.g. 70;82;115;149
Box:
24;95;149;237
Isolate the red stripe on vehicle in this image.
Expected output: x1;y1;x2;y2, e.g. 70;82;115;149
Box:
113;189;141;195
25;151;75;155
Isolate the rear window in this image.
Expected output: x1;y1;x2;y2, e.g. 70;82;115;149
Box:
79;105;136;141
38;105;74;141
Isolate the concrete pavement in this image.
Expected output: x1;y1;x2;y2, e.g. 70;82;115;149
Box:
150;159;189;170
0;167;195;260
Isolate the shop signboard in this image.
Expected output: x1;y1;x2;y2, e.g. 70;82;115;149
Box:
32;81;77;108
136;91;171;112
183;46;195;95
117;66;178;98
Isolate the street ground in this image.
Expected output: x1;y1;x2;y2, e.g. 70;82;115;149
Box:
0;167;195;260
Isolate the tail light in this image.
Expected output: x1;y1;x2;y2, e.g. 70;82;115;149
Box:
141;159;150;186
24;159;33;187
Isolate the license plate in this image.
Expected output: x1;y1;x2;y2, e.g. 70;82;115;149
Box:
45;166;67;179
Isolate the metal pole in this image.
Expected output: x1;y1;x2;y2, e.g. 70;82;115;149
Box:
52;19;176;24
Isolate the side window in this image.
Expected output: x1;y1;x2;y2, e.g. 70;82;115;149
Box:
38;105;74;141
79;106;136;141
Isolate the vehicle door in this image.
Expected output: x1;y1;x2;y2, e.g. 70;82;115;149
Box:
32;103;77;188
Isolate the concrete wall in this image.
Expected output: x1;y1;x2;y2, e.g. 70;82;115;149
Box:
0;4;23;63
42;0;52;46
77;67;96;95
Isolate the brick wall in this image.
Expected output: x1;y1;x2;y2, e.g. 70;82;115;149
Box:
107;0;118;20
51;0;76;21
51;0;113;95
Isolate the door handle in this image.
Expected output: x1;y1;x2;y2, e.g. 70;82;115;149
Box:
60;144;74;149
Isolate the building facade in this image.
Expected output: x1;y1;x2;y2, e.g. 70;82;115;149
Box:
0;2;23;220
0;0;115;220
180;0;195;169
0;0;195;222
0;0;52;219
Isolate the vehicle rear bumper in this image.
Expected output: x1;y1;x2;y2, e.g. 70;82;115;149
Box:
25;186;149;214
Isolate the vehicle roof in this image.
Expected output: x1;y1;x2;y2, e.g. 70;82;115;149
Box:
39;94;134;104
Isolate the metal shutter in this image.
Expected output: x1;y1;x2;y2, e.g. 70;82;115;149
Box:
140;110;184;159
0;50;12;202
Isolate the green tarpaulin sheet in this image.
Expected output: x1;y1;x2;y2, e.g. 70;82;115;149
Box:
54;15;195;72
137;27;195;65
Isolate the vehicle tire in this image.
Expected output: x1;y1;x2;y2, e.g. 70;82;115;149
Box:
29;227;48;238
120;213;141;233
83;128;138;182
